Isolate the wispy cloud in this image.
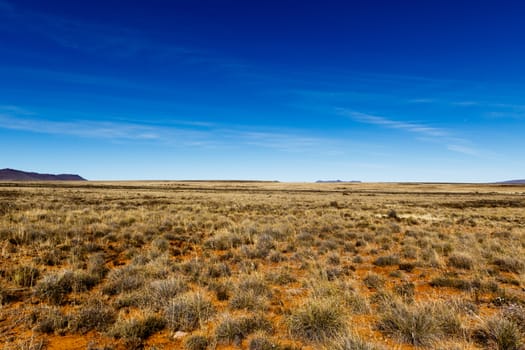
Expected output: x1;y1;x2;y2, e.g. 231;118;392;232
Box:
0;113;165;140
338;109;483;156
0;106;337;153
342;110;448;137
0;105;211;144
452;101;480;107
447;144;479;156
233;131;324;152
407;98;437;104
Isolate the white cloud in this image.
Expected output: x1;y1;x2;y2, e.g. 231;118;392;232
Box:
0;114;164;140
0;106;340;153
447;144;479;156
339;108;484;157
343;110;448;137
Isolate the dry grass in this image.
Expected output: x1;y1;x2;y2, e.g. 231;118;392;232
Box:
0;181;524;349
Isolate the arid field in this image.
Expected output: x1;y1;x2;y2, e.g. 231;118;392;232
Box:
0;181;524;350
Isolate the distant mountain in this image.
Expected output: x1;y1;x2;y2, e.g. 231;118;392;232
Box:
316;180;361;183
497;179;525;184
0;168;86;181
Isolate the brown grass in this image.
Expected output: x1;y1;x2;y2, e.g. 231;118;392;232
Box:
0;181;524;349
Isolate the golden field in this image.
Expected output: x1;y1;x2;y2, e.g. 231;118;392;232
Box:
0;181;524;350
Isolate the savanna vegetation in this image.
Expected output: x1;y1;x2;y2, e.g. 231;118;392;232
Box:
0;181;524;349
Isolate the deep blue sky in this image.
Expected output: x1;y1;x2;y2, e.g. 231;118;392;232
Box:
1;0;524;181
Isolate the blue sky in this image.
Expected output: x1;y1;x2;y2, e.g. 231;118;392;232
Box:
1;0;524;181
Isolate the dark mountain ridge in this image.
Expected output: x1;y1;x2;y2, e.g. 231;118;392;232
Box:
316;180;362;183
497;179;525;184
0;168;86;181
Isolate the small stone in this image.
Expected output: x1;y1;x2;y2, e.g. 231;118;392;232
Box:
173;331;188;339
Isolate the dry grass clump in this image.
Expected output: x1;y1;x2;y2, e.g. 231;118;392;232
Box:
287;297;347;343
148;277;189;308
429;274;473;290
1;181;525;349
373;255;400;267
184;334;209;350
164;292;215;332
35;270;98;304
109;314;166;348
474;314;523;350
328;333;386;350
32;306;70;334
447;253;474;270
492;256;524;274
363;273;385;289
215;314;273;344
101;266;144;296
10;266;40;287
228;274;271;311
71;299;116;334
377;300;463;346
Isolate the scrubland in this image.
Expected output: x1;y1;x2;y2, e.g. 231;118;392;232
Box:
0;181;524;350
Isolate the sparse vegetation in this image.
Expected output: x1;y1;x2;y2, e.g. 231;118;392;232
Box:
288;297;347;342
164;292;215;331
0;181;524;349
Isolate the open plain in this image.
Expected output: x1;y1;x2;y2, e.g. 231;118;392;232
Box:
0;181;524;350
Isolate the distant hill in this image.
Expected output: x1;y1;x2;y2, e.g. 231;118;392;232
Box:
0;168;86;181
497;179;525;184
316;180;361;183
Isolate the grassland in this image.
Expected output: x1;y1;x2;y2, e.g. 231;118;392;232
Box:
0;181;524;350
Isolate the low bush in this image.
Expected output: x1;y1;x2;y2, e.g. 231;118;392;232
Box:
373;255;400;267
72;299;116;333
447;253;474;270
363;273;385;289
110;315;166;342
288;298;346;342
11;266;39;287
329;333;386;350
216;314;273;344
184;334;209;350
164;292;215;331
474;315;523;350
377;300;462;346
